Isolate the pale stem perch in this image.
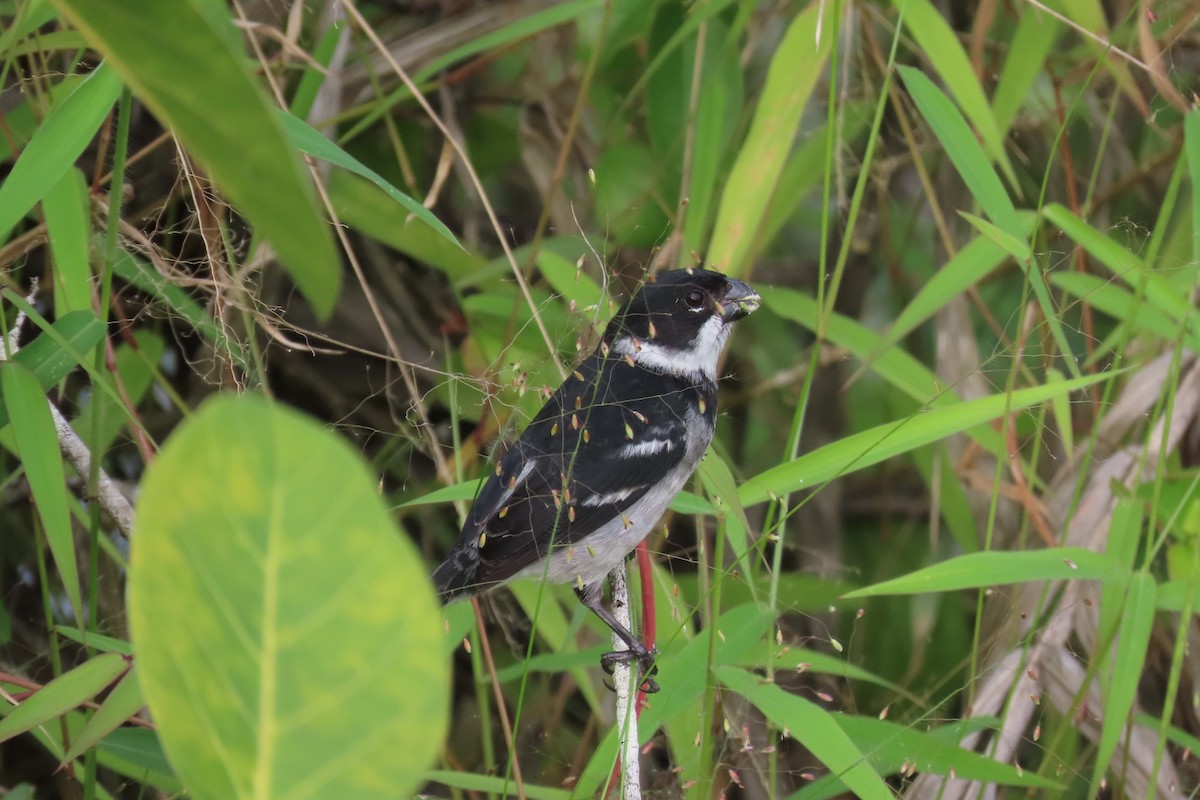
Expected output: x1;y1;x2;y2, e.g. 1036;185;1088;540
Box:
3;288;136;537
607;564;641;800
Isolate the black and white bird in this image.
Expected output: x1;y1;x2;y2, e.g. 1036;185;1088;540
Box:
433;267;760;689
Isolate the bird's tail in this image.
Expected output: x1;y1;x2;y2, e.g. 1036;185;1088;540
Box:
432;546;479;604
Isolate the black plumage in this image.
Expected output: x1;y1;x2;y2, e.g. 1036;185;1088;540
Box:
433;268;760;689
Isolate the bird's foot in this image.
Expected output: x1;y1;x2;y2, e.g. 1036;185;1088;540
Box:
600;646;660;694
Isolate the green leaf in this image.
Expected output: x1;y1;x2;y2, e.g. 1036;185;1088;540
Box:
894;0;1018;188
0;652;127;744
739;370;1112;507
991;4;1060;137
95;726;181;792
1;362;82;621
43;168;93;317
0;62;120;243
862;222;1031;376
698;448;757;599
53;626;133;656
326;171;483;282
129;395;447;800
842;547;1120;598
277;109;460;249
62;667;145;763
707;2;831;277
899;65;1020;239
681;18;742;255
52;0;340;317
715;666;892;800
1050;271;1200;354
537;250;605;314
1188;111;1200;262
1044;203;1196;327
1092;572;1157;789
0;311;106;435
425;771;570;800
799;715;1061;794
959;210;1031;262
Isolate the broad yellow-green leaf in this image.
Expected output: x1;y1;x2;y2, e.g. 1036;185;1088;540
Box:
130;395;447;800
52;0;340;317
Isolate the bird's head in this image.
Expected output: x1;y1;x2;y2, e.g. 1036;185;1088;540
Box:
604;267;760;383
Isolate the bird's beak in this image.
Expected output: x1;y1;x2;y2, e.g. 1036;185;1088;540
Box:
718;278;761;321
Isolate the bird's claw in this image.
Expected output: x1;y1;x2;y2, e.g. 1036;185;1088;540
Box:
600;647;660;694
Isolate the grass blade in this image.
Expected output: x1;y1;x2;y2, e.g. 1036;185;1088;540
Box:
61;667;144;763
898;65;1020;239
0;652;127;744
842;547;1120;598
707;2;831;277
0;62;120;243
278;109;460;249
1091;571;1157;792
1;361;83;621
893;0;1018;188
739;368;1112;507
715;665;892;800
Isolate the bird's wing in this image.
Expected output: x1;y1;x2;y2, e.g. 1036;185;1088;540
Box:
464;361;694;586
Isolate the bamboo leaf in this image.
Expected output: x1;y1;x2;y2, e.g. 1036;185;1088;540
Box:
899;65;1020;240
1;362;82;621
0;62;120;243
1092;572;1157;788
277;110;460;249
715;666;892;800
0;653;127;744
843;547;1121;598
61;667;145;763
707;2;831;277
739;370;1112;507
893;0;1018;188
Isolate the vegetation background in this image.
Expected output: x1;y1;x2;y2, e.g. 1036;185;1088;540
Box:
0;0;1198;798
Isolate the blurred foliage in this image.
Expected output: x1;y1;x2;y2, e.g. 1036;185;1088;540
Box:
2;0;1200;798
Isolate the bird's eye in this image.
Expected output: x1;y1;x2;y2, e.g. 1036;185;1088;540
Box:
684;289;706;310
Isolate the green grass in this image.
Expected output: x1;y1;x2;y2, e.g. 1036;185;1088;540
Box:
1;1;1198;798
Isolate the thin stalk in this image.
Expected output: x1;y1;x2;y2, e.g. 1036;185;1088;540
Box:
81;85;131;800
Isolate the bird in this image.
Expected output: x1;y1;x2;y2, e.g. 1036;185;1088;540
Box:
433;267;760;691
